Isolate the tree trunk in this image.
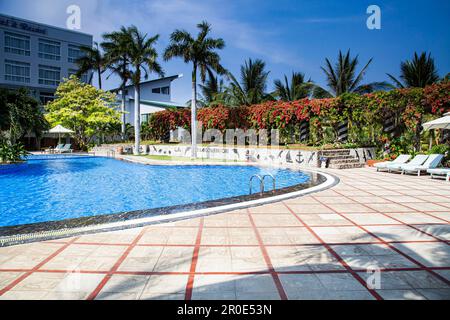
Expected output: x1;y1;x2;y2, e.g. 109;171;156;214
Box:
191;65;198;158
134;85;141;155
97;68;102;90
121;88;126;141
414;115;423;152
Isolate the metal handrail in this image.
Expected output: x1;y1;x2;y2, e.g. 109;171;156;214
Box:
249;174;264;195
262;174;276;193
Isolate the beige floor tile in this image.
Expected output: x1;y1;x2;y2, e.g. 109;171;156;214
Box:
342;213;399;225
364;225;436;242
297;213;352;226
312;226;380;244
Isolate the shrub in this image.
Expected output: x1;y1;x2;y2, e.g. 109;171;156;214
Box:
0;142;28;163
146;82;450;150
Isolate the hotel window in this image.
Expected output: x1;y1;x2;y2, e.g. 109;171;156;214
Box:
151;86;170;95
68;69;88;83
68;44;83;63
161;86;170;95
39;65;61;86
4;32;30;56
38;39;61;61
4;60;30;83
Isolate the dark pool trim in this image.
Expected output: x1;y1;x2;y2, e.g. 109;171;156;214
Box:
0;171;338;247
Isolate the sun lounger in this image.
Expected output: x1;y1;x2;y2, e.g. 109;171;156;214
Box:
427;168;450;182
45;144;64;154
374;154;411;171
401;154;444;176
55;144;73;154
387;154;429;173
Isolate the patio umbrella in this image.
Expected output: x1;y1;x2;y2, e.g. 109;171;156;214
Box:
48;125;74;144
423;112;450;130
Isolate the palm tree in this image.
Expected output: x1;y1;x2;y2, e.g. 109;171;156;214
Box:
274;72;314;101
164;21;226;158
75;42;106;89
102;27;133;140
387;52;440;88
314;50;390;97
125;26;164;155
199;69;226;106
226;58;271;106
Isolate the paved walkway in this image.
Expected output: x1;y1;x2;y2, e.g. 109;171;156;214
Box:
0;168;449;300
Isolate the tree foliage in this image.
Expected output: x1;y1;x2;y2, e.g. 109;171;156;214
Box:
0;88;49;145
45;76;121;150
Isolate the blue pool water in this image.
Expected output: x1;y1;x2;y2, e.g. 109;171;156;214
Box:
0;157;311;227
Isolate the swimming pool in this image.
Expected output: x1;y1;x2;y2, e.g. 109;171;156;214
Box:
0;156;315;228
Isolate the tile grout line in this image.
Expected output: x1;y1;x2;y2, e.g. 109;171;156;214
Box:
330;188;449;245
281;202;383;300
310;194;450;287
86;228;148;300
340;181;450;224
342;170;450;210
184;217;204;300
0;237;79;296
247;209;288;300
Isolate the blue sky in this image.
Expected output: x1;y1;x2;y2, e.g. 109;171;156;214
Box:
1;0;449;103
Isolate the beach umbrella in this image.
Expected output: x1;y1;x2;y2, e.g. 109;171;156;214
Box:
48;125;74;144
423;112;450;130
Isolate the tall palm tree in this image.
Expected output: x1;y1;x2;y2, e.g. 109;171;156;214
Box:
102;27;133;140
226;58;271;106
164;21;226;158
75;42;106;89
314;50;389;97
125;26;164;155
387;52;440;88
274;72;314;101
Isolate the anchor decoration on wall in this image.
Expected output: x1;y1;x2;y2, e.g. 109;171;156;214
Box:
296;151;305;164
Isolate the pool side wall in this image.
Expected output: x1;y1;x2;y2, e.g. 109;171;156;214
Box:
94;145;376;167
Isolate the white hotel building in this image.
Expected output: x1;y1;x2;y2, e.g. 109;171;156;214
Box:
0;13;93;103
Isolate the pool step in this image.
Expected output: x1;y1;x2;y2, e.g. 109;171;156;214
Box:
319;149;365;169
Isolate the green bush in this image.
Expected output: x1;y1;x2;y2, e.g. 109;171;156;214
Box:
428;144;450;164
0;142;28;163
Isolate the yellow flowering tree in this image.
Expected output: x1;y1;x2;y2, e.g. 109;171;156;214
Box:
45;76;121;150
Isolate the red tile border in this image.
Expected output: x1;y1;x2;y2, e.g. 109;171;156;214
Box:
86;228;148;300
247;209;287;300
184;218;204;300
0;237;79;296
281;202;383;300
310;195;450;287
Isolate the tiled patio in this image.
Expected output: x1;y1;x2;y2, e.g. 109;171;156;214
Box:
0;168;449;300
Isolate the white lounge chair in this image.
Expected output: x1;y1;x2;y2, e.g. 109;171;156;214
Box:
427;168;450;182
401;154;444;176
55;144;73;154
387;154;429;173
45;144;64;154
374;154;411;172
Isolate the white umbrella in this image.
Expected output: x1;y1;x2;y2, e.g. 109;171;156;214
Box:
48;125;74;144
423;112;450;130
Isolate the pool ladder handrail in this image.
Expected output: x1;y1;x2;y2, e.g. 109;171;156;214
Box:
249;174;264;195
249;174;276;196
262;174;276;193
